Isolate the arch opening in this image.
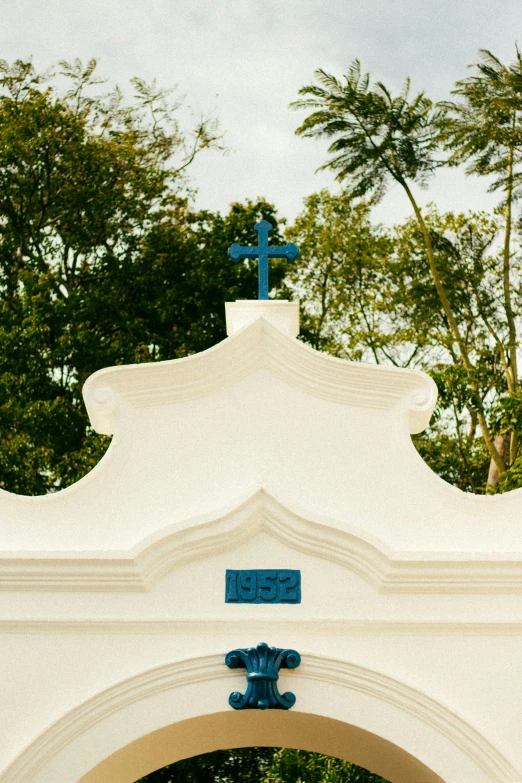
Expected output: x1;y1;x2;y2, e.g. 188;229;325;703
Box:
80;711;444;783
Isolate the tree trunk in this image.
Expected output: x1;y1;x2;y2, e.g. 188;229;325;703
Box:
487;434;511;488
502;145;519;469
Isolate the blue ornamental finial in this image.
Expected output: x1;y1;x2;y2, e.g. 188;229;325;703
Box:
228;220;299;300
225;642;301;710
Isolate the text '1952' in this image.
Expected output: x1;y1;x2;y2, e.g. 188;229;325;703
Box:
225;569;301;604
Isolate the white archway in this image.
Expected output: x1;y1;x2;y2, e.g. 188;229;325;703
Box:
2;303;522;783
3;653;517;783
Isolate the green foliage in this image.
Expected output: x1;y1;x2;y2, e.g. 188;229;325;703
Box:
390;203;522;490
3;47;522;498
413;428;490;493
284;190;397;361
284;190;508;491
135;748;389;783
441;49;522;195
391;207;507;391
439;48;522;482
0;193;284;495
291;60;444;200
262;748;389;783
136;747;273;783
0;57;286;494
293;50;522;490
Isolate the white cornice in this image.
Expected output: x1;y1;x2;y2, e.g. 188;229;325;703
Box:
83;317;437;435
1;491;522;593
2;619;522;634
0;559;143;591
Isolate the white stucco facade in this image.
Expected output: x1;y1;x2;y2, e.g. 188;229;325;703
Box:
0;300;522;783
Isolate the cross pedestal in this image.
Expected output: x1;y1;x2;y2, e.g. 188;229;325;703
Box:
225;300;300;337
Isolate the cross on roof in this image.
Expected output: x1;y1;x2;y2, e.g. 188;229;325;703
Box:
228;220;299;300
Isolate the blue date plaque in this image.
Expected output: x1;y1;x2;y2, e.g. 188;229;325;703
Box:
225;569;301;604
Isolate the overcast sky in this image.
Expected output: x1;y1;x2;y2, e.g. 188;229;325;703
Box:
2;0;521;226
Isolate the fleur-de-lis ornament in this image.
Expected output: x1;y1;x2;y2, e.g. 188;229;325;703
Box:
225;641;301;710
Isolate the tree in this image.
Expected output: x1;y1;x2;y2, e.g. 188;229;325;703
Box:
135;748;390;783
391;208;500;491
136;748;273;783
291;61;510;485
0;192;285;495
0;57;222;303
441;48;522;482
284;189;405;364
285;191;496;492
263;748;389;783
0;59;291;495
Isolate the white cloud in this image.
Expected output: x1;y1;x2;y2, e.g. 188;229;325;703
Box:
0;0;518;224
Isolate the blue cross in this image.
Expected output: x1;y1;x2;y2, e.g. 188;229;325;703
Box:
228;220;299;300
